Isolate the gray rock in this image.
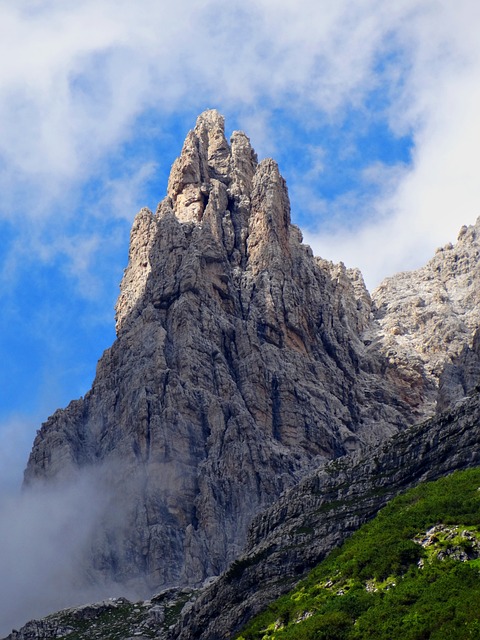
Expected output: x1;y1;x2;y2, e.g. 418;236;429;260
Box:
24;111;419;594
21;111;480;627
372;218;480;415
437;327;480;411
3;593;195;640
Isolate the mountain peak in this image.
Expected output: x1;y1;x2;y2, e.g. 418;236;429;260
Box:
22;112;480;625
166;109;257;224
194;108;225;132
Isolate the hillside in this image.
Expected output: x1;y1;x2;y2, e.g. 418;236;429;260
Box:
171;390;480;639
237;466;480;639
7;460;480;639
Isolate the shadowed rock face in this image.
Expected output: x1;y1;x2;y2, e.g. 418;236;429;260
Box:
22;111;480;597
437;328;480;412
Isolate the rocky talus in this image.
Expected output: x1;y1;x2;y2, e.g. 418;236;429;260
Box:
3;590;197;640
23;110;421;593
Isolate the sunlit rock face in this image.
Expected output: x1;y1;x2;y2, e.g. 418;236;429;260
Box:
23;111;479;595
371;218;480;415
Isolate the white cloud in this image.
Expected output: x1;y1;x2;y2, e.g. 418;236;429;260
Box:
0;456;158;635
99;161;159;222
299;1;480;288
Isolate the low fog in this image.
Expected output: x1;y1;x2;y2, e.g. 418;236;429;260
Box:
0;469;128;636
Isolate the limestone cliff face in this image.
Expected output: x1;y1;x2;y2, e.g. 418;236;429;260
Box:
24;111;418;592
14;111;480;639
437;328;480;412
371;219;480;414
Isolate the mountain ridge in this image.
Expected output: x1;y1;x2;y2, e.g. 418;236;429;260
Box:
7;110;480;637
23;110;427;592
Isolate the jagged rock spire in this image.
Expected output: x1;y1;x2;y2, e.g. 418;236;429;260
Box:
164;108;290;266
167;109;256;223
115;111;292;333
25;111;450;601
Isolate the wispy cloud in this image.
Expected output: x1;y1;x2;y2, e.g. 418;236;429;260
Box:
0;469;112;636
0;415;35;491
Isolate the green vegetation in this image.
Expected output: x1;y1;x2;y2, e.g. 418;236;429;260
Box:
163;591;193;628
39;590;197;640
236;467;480;639
53;601;153;640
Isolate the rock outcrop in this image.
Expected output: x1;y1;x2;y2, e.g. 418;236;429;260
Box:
24;110;421;595
371;219;480;414
4;590;197;640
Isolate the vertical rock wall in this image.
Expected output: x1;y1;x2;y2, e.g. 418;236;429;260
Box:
24;111;476;594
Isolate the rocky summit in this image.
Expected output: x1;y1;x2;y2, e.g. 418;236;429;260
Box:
13;110;480;637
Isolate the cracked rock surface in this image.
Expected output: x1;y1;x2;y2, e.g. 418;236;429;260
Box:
23;111;480;600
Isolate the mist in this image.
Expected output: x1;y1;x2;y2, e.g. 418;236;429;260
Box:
0;468;124;637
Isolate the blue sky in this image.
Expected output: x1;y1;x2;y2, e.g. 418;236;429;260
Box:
1;0;480;490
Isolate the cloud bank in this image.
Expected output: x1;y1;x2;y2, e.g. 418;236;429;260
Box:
0;1;478;288
0;462;153;636
0;471;108;636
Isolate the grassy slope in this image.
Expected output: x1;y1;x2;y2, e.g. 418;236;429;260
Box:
236;467;480;640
